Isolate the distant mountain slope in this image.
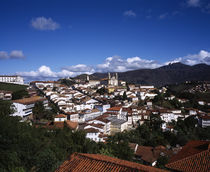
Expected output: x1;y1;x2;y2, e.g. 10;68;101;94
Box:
77;63;210;87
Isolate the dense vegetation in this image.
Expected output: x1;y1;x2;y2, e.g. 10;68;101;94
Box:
166;82;210;111
0;82;27;92
151;82;210;112
0;100;14;116
0;104;133;172
0;114;102;172
1;101;209;171
108;115;210;148
32;102;59;121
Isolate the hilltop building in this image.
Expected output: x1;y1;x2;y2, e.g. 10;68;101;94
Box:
0;75;24;85
108;73;118;87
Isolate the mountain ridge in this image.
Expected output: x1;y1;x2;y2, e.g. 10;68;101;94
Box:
75;63;210;87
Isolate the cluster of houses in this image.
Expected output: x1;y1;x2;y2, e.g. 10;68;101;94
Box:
7;73;210;142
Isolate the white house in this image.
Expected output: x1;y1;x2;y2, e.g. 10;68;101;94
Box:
67;112;79;122
107;117;128;135
159;109;183;130
54;114;67;122
84;128;104;142
79;109;102;122
11;96;48;119
87;115;111;135
198;115;210;128
94;104;111;113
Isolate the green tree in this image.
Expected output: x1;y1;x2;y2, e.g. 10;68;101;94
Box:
35;148;58;172
123;91;127;100
32;102;45;120
0;100;14;116
156;156;168;169
12;90;29;100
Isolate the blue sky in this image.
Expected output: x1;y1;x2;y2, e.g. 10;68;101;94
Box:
0;0;210;80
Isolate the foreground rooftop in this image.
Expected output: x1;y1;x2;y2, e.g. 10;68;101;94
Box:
55;152;167;172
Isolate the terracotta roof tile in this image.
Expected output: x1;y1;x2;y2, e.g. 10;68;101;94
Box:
166;140;210;172
55;114;67;118
84;128;99;133
46;121;78;130
135;146;157;163
66;121;78;130
107;106;122;111
13;96;46;105
55;153;167;172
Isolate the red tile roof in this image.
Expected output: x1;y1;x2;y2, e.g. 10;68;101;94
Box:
46;121;78;130
55;153;167;172
107;106;122;111
13;96;46;105
66;121;78;130
135;146;157;164
84;128;99;133
55;114;67;118
166;140;210;172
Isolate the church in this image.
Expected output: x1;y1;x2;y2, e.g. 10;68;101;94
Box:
108;73;118;86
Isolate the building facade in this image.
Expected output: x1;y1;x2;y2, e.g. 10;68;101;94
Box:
108;73;118;86
0;75;24;84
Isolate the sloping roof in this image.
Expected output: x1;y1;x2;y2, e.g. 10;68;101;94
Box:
55;153;167;172
95;114;110;123
46;121;78;130
66;121;78;130
107;106;122;111
13;96;46;105
84;128;99;133
135;146;157;163
86;123;104;129
55;114;67;118
166;140;210;172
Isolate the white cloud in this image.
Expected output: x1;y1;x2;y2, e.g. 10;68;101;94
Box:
0;51;9;59
96;56;160;72
123;10;136;17
0;50;25;59
10;50;25;59
159;13;168;19
187;0;200;7
165;50;210;65
63;64;95;73
31;17;60;31
17;50;210;81
17;64;95;81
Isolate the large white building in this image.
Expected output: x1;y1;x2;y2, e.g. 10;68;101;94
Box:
11;96;48;120
0;75;24;85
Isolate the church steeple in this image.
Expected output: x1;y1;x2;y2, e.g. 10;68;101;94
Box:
86;75;89;81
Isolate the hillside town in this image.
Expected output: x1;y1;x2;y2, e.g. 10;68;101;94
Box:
0;73;210;171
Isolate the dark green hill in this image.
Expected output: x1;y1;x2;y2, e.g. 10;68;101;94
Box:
75;63;210;87
0;82;28;100
0;82;27;92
